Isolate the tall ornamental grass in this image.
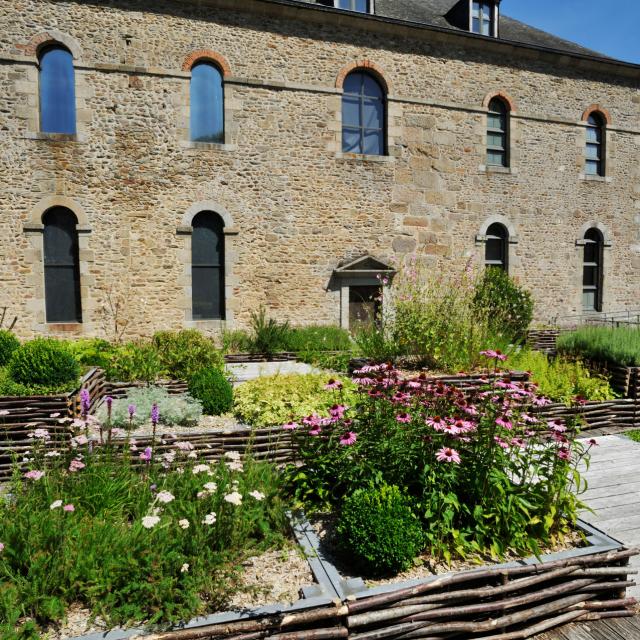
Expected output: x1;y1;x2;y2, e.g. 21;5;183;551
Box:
557;326;640;367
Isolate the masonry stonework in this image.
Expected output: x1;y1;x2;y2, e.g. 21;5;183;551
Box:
0;0;638;339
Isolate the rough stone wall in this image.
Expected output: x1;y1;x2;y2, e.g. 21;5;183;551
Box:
0;0;638;339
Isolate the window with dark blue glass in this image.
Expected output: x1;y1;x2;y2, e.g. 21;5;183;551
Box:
585;113;605;176
487;98;508;167
192;212;225;320
342;71;385;156
583;228;603;312
39;46;76;134
43;208;82;323
190;61;224;143
472;1;494;36
485;223;508;272
338;0;370;12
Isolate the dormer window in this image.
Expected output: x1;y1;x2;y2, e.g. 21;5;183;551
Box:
471;1;497;36
316;0;373;14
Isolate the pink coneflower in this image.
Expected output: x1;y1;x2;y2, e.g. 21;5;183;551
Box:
557;447;572;461
548;419;567;433
329;404;346;420
496;416;513;430
0;542;4;553
309;428;322;436
282;421;299;430
521;413;538;424
24;470;45;481
494;436;510;450
511;437;527;449
339;432;357;446
533;397;552;407
480;349;507;361
588;438;599;447
436;447;461;464
396;413;412;424
325;379;343;390
426;416;447;431
63;504;75;512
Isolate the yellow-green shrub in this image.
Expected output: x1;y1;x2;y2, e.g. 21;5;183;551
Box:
233;373;356;428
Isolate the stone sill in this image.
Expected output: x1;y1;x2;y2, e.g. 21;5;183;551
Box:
579;174;612;183
46;323;84;333
25;132;87;143
180;140;237;152
478;165;517;175
185;319;228;330
335;152;395;163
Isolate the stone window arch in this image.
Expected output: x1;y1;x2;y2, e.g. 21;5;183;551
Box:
580;106;611;179
576;221;612;313
476;216;518;273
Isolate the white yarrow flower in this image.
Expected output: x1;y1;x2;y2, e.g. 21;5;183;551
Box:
249;490;266;501
142;515;161;529
202;512;217;525
203;482;217;492
156;491;175;504
180;563;190;573
224;491;243;506
49;500;63;510
178;519;190;530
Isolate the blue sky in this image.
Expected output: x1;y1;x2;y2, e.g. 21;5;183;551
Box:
503;0;640;64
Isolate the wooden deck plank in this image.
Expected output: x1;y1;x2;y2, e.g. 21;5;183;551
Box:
536;618;640;639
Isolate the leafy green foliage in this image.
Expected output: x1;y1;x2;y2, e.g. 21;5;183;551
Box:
247;307;291;357
65;338;115;369
0;445;287;638
103;341;164;384
473;267;534;343
152;330;224;379
188;369;233;416
504;349;615;404
558;326;640;367
0;330;19;367
8;339;80;388
96;386;202;428
234;373;356;428
337;484;424;576
0;367;78;397
626;430;640;443
283;326;352;352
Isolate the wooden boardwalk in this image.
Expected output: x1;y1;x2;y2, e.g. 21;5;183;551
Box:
538;434;640;639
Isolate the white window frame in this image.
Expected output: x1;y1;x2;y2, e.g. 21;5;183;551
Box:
330;0;375;14
469;0;499;37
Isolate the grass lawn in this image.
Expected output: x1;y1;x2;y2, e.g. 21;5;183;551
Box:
625;430;640;443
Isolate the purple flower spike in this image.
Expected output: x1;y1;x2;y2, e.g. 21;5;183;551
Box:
151;403;159;426
128;404;136;418
80;389;91;416
140;447;152;463
105;396;113;409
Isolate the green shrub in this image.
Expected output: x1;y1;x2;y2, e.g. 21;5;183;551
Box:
221;329;252;354
297;350;353;373
0;367;78;397
473;268;534;343
97;386;202;428
234;373;356;428
8;339;80;388
337;484;424;576
626;430;640;443
0;330;19;367
66;338;115;369
104;341;164;383
282;326;352;352
505;349;615;404
246;307;290;357
557;326;640;367
152;330;224;379
188;368;233;416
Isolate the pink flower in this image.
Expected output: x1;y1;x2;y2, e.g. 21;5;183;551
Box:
24;470;45;481
480;349;507;361
175;441;194;451
494;436;510;450
283;421;299;430
557;447;572;461
436;447;461;464
63;504;75;512
496;417;513;430
588;438;599;447
426;416;447;432
329;404;346;420
0;542;4;553
396;413;412;424
309;428;322;436
511;438;527;449
68;459;85;473
533;397;552;407
140;447;152;462
325;379;343;390
339;432;357;446
548;420;567;433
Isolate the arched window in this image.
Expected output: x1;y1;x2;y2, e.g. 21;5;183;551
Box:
43;208;82;323
585;113;605;176
39;45;76;134
487;98;509;167
583;228;604;312
485;223;508;271
342;71;385;156
190;61;224;143
192;212;225;320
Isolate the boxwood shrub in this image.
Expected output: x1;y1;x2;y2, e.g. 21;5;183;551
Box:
8;338;80;388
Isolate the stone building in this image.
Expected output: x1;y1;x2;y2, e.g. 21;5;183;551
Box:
0;0;638;339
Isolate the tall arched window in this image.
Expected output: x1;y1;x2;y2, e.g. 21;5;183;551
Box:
190;61;224;143
583;228;604;312
39;45;76;134
487;98;509;167
192;212;225;320
585;113;605;176
485;223;508;271
342;71;385;156
43;208;82;323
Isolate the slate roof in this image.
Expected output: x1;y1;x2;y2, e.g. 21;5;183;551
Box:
296;0;608;59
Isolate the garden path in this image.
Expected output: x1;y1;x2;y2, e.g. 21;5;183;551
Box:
578;434;640;601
